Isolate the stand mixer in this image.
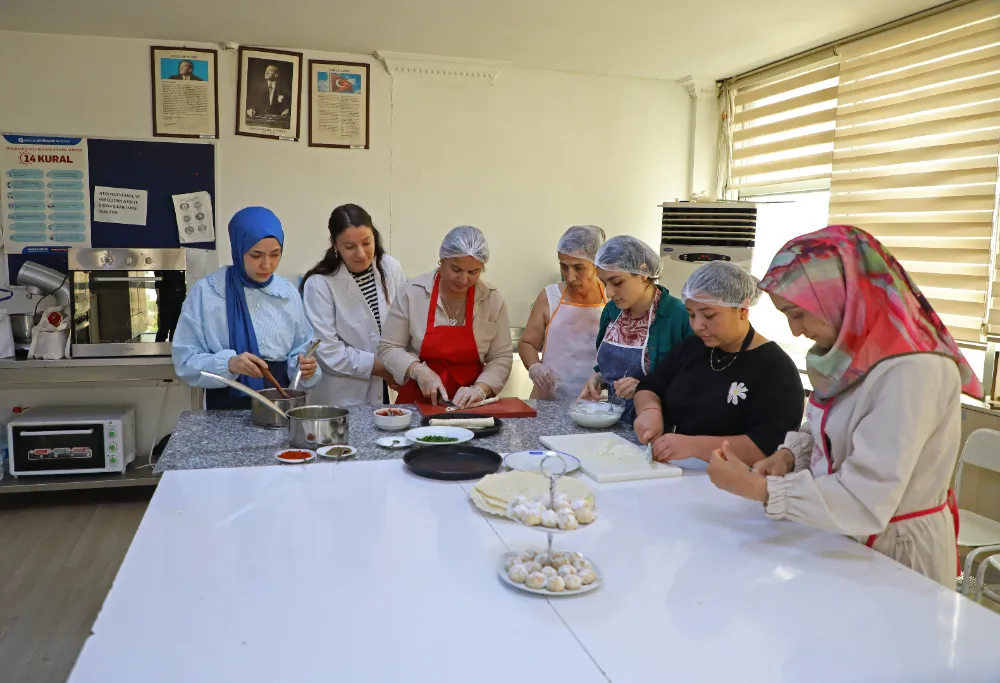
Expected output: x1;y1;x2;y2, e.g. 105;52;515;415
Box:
1;262;72;356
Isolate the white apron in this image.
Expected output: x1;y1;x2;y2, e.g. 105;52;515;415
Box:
530;283;606;400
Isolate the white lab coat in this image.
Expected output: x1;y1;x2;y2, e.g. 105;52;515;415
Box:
765;354;961;587
302;255;407;406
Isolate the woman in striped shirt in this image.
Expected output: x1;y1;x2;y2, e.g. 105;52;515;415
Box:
301;204;407;405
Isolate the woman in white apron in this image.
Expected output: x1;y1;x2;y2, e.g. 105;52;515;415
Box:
519;226;607;400
578;236;691;424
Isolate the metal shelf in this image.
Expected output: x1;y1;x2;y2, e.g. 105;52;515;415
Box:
0;456;159;494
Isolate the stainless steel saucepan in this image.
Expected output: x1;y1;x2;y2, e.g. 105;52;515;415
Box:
201;371;349;448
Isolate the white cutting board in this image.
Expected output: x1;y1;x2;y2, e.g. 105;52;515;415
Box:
539;433;683;483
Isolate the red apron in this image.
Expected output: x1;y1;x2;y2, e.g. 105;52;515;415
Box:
395;274;484;404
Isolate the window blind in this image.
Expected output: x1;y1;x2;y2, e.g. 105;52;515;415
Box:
727;53;841;196
827;0;1000;342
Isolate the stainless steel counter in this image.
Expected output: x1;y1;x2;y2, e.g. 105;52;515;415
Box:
0;355;181;384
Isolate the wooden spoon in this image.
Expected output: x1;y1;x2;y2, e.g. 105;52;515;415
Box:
260;366;290;399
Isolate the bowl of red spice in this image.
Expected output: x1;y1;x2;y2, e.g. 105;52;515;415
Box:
274;449;316;464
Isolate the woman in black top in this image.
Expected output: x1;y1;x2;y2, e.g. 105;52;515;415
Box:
634;261;803;466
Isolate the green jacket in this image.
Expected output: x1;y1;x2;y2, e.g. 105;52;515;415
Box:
594;285;692;373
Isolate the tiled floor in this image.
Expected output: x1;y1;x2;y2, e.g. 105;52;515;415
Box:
0;490;150;683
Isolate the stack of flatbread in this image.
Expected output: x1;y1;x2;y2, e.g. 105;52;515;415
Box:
470;471;595;519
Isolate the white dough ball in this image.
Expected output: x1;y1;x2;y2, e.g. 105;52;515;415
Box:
564;574;583;590
505;556;519;571
579;568;597;585
575;506;596;524
521;511;542;526
558;564;577;577
511;504;530;521
567;551;584;563
546;576;566;592
517;551;535;563
541;566;558;578
557;511;579;530
573;558;592;571
525;561;542;574
541;509;559;528
512;495;529;507
508;564;529;584
570;499;588;511
552;554;571;568
525;572;547;589
534;552;551;566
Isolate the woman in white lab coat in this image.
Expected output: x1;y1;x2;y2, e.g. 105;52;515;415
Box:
301;204;407;405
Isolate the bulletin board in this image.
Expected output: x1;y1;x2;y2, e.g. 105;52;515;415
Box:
5;137;216;277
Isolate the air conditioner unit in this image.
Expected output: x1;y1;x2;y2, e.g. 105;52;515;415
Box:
659;201;757;295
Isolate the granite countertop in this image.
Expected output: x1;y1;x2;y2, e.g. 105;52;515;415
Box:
154;400;638;473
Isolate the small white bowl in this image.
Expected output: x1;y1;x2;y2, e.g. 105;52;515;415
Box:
373;407;413;432
317;445;357;460
568;401;624;429
274;449;316;464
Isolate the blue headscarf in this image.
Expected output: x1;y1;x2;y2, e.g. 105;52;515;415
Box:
226;207;284;391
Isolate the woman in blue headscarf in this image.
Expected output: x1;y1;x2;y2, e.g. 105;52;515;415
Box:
173;206;320;410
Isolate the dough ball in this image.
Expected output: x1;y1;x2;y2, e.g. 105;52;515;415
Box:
541;566;558;578
546;576;566;593
521;511;542;526
517;551;536;563
541;509;559;528
558;564;577;577
570;499;589;511
573;558;592;571
575;506;596;524
579;568;597;585
564;574;583;590
511;504;529;521
534;552;551;566
512;495;529;508
567;551;584;563
525;572;547;590
552;554;571;568
508;564;529;584
525;561;542;574
553;493;570;508
557;511;579;531
505;556;519;571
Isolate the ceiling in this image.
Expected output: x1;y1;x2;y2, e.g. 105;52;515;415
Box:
0;0;945;80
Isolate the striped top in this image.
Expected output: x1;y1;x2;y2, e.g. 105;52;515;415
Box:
351;264;381;331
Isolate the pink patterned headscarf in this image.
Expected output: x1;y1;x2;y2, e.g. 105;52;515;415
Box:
759;225;982;401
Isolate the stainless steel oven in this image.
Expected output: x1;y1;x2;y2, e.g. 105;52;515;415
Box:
68;248;187;358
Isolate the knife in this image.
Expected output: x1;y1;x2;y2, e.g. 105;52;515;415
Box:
644;442;653;466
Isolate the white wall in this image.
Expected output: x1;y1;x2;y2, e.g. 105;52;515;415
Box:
0;29;690;446
0;29;691;325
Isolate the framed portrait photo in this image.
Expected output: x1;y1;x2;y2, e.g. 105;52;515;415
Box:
309;60;371;149
236;46;303;141
150;46;219;138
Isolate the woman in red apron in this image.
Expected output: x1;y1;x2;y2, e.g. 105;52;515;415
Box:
378;226;513;409
706;226;981;587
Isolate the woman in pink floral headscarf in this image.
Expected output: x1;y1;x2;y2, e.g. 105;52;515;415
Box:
707;225;980;586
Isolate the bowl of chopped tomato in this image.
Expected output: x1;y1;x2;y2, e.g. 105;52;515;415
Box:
373;407;412;432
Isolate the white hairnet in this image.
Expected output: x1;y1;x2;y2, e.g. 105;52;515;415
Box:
557;225;606;263
594;235;662;279
681;261;761;309
439;225;490;263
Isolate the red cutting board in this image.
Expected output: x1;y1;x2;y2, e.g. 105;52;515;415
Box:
415;398;537;418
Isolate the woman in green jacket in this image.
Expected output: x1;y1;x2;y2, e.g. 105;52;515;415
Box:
579;235;692;423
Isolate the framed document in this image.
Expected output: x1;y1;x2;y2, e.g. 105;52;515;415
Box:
308;60;370;149
236;47;303;141
150;46;219;138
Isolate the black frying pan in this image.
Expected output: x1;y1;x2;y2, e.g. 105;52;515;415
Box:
403;445;502;481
